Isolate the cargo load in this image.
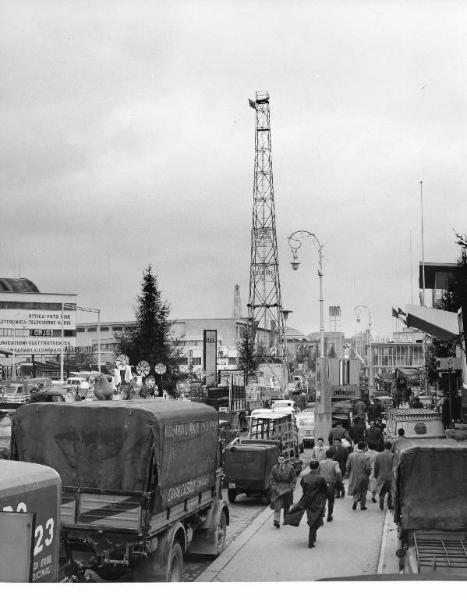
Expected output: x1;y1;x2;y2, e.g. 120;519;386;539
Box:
11;400;218;511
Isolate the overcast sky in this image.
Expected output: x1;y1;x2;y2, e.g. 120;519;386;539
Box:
1;0;467;337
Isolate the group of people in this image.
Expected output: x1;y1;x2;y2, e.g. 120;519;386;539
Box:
269;420;398;549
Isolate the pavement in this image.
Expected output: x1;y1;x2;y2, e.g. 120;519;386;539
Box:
197;472;400;582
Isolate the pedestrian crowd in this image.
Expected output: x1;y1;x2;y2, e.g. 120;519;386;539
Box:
269;417;396;549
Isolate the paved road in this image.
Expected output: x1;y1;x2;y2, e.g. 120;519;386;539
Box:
184;445;313;581
183;489;267;581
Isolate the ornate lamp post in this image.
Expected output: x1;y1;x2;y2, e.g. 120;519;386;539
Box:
354;304;374;400
288;230;330;439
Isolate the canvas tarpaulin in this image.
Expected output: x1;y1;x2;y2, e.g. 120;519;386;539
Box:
393;439;467;531
11;400;219;510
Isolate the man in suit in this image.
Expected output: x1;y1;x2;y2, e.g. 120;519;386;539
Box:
345;440;372;511
332;438;349;498
269;453;297;528
319;449;341;522
300;461;328;548
374;441;394;510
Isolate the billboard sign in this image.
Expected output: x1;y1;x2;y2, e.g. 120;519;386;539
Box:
0;307;76;355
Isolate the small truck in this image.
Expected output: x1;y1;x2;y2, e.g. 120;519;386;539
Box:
393;438;467;576
11;399;229;582
0;459;61;582
385;407;445;441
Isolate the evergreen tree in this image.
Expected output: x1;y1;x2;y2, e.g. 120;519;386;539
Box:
116;265;183;394
237;330;258;384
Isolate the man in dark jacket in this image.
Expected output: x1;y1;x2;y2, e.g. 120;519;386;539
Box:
270;453;297;528
374;441;394;510
366;421;384;452
300;461;328;548
332;438;349;498
349;417;366;444
328;421;352;446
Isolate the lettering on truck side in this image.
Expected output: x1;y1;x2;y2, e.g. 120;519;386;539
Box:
166;474;211;502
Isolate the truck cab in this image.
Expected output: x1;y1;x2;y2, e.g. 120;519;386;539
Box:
0;460;61;582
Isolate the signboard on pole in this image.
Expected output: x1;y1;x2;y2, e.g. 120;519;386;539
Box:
203;330;217;386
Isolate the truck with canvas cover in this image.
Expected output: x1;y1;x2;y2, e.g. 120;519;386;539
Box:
0;459;61;582
223;410;302;504
10;400;229;582
393;438;467;576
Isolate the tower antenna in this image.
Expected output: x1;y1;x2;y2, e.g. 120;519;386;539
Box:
247;91;285;380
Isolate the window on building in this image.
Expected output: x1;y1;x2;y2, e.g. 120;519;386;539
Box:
77;327;85;332
100;327;109;332
88;327;97;332
192;357;202;365
113;327;122;331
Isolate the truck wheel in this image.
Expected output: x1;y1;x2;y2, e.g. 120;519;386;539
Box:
228;489;237;503
167;542;183;582
215;511;227;556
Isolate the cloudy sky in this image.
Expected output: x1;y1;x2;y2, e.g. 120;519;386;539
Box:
1;0;467;337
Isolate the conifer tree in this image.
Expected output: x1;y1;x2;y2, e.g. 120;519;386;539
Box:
116;265;183;394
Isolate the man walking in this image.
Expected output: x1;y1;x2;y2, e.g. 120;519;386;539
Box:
328;421;352;446
333;438;349;498
391;428;406;453
269;453;297;528
345;440;371;511
319;449;341;522
366;421;384;452
300;461;328;548
349;417;366;445
310;437;329;462
366;441;378;503
374;441;394;510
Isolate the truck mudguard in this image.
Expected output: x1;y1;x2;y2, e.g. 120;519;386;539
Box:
11;400;219;512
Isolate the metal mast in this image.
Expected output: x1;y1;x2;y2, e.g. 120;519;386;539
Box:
247;91;285;362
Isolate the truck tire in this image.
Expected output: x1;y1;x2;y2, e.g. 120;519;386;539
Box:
215;511;227;556
227;489;237;503
167;542;183;582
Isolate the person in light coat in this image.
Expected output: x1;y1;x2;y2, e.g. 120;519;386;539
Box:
345;440;372;511
269;453;297;528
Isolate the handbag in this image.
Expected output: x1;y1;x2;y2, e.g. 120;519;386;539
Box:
283;497;306;527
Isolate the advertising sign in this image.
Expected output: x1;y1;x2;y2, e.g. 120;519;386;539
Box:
0;307;76;355
203;329;217;386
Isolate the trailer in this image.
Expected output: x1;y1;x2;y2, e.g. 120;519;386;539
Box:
11;400;229;582
393;438;467;575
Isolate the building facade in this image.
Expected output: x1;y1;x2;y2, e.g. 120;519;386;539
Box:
0;278;77;377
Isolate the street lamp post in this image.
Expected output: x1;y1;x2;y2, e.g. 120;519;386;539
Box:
281;309;292;392
354;304;374;400
288;230;330;439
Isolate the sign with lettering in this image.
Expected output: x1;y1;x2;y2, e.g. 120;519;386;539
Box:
330;384;360;399
0;307;76;355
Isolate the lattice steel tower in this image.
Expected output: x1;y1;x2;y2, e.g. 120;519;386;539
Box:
247;91;285;356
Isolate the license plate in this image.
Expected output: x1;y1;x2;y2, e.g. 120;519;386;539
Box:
305;430;313;435
228;483;236;489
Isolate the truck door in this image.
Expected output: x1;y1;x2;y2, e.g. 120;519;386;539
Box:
0;511;35;582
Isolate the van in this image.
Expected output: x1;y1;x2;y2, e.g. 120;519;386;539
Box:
0;378;52;408
296;412;315;447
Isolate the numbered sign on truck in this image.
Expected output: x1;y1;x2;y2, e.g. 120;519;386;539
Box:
0;460;61;582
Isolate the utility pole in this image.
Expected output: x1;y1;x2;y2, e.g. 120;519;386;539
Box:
247;91;287;392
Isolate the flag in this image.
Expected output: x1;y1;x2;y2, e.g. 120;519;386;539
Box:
392;307;399;319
